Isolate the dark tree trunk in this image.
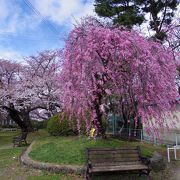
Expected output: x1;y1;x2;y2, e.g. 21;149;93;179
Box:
3;104;33;132
20;109;33;132
94;92;106;138
3;105;28;132
94;103;103;136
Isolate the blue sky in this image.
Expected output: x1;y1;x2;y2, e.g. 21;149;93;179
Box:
0;0;94;62
0;0;179;63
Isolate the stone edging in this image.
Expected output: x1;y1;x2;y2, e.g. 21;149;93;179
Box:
20;140;85;175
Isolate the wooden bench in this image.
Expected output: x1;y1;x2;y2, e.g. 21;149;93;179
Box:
13;131;28;147
86;146;151;179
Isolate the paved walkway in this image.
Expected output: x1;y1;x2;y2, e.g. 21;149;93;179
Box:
170;162;180;180
174;167;180;180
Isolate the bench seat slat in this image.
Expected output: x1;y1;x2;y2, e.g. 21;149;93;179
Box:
89;164;149;173
88;147;138;151
88;150;138;155
89;154;139;159
89;153;139;159
86;147;151;178
93;161;142;167
90;158;140;163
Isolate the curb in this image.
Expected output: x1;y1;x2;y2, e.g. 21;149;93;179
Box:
20;141;85;175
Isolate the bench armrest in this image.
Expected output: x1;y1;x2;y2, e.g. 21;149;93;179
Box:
13;136;21;142
13;136;19;139
88;160;92;169
140;156;150;166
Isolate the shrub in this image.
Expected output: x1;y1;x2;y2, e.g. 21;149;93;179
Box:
1;124;18;128
79;115;108;136
47;113;108;136
47;114;76;136
32;120;47;130
102;117;108;133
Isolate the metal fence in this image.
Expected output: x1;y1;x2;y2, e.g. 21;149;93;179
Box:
106;127;180;146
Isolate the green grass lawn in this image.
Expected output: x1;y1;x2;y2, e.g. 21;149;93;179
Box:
0;129;177;180
29;131;166;166
29;131;175;180
0;130;83;180
0;131;19;147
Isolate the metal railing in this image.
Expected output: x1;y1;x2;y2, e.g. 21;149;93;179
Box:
106;127;180;146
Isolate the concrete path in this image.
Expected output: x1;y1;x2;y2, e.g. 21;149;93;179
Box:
171;162;180;180
174;168;180;180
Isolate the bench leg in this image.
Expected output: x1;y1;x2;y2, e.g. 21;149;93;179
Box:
139;171;143;177
139;169;151;177
13;141;18;147
85;173;90;180
85;168;89;180
147;169;151;176
24;140;28;145
19;141;22;147
85;169;92;180
85;175;90;180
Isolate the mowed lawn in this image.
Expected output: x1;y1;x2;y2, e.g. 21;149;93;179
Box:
29;132;166;166
29;130;177;180
0;130;178;180
0;130;82;180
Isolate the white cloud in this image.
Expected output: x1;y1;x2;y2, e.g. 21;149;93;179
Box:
0;0;9;20
0;0;18;33
0;49;24;63
0;0;95;34
0;0;41;34
33;0;95;27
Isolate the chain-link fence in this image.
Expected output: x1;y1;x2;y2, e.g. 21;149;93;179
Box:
106;127;180;146
142;130;180;146
106;113;180;145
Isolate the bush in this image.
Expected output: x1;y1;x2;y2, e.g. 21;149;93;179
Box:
102;117;108;133
78;116;108;136
47;113;108;136
47;114;77;136
1;124;18;128
32;120;47;130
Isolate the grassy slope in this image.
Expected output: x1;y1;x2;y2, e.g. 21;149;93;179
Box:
29;131;166;165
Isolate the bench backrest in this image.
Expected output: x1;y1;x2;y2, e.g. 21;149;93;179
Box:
86;147;141;165
20;132;28;139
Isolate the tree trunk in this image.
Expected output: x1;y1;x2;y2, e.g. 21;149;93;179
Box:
20;109;33;132
3;105;28;132
3;104;33;132
94;93;106;138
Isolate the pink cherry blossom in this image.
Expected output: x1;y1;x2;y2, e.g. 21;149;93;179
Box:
59;17;179;137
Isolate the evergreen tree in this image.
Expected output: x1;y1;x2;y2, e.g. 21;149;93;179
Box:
94;0;145;28
142;0;178;40
94;0;178;40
